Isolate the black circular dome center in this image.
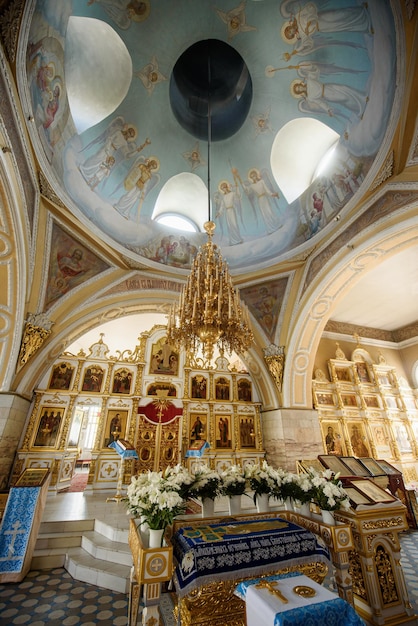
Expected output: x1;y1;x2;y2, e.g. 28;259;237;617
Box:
169;39;253;141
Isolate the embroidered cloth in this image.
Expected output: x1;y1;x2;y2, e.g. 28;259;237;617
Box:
172;517;330;597
0;487;40;574
108;439;138;458
185;440;210;457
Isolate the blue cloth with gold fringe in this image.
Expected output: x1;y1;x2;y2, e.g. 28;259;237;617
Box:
172;517;330;597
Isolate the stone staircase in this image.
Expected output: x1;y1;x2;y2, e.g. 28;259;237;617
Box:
32;517;132;593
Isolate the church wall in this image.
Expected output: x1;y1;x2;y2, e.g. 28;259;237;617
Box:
316;336;410;380
261;408;322;471
0;394;31;489
398;343;418;388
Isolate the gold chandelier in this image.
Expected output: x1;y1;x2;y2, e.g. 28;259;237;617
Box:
166;220;253;362
167;42;254;362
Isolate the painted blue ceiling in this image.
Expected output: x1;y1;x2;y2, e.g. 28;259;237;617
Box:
25;0;398;272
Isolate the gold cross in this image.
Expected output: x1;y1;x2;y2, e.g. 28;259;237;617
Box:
255;580;288;603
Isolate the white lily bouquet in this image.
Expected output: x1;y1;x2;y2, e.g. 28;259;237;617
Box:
126;465;191;530
244;461;276;501
310;469;351;512
188;464;222;501
220;464;247;496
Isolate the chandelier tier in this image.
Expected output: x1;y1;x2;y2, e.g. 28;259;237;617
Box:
166;220;253;362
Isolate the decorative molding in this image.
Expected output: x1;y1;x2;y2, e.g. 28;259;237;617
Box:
263;344;285;392
0;0;25;64
16;312;55;370
120;255;153;270
104;273;183;295
371;151;394;191
325;320;394;342
325;319;418;343
39;171;66;209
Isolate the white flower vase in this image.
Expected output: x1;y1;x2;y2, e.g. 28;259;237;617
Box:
284;497;294;511
256;493;270;513
201;498;215;518
274;497;286;510
137;516;149;548
148;527;165;548
299;502;311;517
229;494;242;515
321;509;335;526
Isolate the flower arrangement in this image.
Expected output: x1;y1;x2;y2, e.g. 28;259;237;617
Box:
163;463;194;500
188;464;222;501
269;468;299;501
244;461;276;502
220;464;247;497
125;468;186;530
310;469;351;512
290;473;315;505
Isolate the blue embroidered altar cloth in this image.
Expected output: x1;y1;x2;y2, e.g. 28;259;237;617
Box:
172;517;330;597
108;439;138;458
0;487;40;574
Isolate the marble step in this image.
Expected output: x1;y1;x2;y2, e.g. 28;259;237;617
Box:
33;518;132;592
81;529;132;567
64;546;131;594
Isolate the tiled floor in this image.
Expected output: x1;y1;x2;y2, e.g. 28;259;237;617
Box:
0;491;417;624
0;567;129;625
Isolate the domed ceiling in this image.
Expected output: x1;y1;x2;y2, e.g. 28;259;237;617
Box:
24;0;397;273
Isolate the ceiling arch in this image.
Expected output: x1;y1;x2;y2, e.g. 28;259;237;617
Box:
283;200;418;408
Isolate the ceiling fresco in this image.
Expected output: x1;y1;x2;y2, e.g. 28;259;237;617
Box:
24;0;397;273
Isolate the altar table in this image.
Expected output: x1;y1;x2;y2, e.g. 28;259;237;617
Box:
172;517;330;597
236;573;365;626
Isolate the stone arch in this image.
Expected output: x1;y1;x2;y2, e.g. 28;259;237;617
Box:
283;198;418;409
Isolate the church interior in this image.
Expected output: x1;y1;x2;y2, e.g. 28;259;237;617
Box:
1;0;418;624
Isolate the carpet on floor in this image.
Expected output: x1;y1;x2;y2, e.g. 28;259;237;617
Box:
66;471;89;492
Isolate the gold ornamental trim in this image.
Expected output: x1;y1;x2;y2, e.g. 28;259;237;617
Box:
362;517;404;530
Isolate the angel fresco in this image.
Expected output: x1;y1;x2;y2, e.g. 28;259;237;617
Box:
113;156;160;221
215;1;256;41
78;116;150;188
214;180;243;245
251;109;274;138
182;142;205;171
28;46;64;142
280;1;372;60
135;55;167;95
243;168;282;234
291;63;368;121
87;0;150;29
